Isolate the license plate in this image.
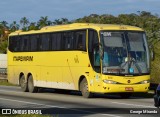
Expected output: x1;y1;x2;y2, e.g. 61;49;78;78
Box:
125;87;133;91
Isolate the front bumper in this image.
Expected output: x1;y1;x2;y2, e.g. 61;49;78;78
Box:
100;83;150;93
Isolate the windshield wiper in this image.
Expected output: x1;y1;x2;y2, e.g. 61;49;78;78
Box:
130;59;142;75
119;58;142;75
119;61;127;74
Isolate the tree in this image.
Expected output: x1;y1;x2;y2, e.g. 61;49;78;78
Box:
28;22;38;30
0;21;8;37
53;18;69;25
53;19;62;25
61;18;69;24
20;17;30;31
0;21;8;29
0;40;7;53
10;21;20;32
0;21;9;44
37;16;52;28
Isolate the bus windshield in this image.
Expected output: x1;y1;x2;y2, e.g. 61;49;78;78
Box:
100;31;150;75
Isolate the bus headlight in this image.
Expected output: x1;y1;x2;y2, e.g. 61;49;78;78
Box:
103;80;117;84
140;80;150;84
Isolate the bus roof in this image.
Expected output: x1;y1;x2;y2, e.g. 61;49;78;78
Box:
9;23;144;36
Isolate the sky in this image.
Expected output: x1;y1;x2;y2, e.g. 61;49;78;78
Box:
0;0;160;24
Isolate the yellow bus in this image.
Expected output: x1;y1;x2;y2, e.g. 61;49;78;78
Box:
8;23;150;98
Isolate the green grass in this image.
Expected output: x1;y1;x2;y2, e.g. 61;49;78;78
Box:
0;80;17;86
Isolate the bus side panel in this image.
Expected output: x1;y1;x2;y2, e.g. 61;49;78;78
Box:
7;51;95;91
8;66;18;85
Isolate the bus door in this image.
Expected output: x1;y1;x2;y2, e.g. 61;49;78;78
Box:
88;30;101;92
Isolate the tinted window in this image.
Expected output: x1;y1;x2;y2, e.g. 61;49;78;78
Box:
51;33;57;50
40;34;50;51
62;32;74;50
88;29;100;73
88;30;99;52
56;33;62;50
75;31;86;51
9;30;87;52
14;36;21;52
9;36;15;52
20;36;30;52
30;35;38;51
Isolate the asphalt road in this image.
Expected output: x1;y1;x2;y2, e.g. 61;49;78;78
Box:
0;85;159;117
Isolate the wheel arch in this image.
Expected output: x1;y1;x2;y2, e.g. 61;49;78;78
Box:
19;72;25;85
27;73;38;87
78;75;89;91
27;73;32;81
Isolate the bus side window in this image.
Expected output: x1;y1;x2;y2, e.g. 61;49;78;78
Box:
56;33;61;50
30;35;38;51
14;36;21;52
77;35;83;50
51;32;62;51
41;34;50;51
9;36;15;52
75;30;86;51
21;36;30;52
51;33;57;50
62;32;73;50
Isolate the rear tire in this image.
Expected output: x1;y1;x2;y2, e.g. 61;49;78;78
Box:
28;75;38;93
80;78;93;98
19;75;28;92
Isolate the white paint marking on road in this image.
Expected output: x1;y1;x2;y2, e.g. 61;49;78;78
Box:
0;89;22;93
112;101;155;108
0;97;122;117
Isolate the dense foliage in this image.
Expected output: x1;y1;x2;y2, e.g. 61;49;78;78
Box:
0;11;160;83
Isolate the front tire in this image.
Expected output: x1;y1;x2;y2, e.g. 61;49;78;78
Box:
19;75;28;92
28;75;38;93
80;78;93;98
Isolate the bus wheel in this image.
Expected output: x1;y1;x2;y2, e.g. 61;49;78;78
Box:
80;78;93;98
119;93;132;99
19;75;28;92
28;75;38;93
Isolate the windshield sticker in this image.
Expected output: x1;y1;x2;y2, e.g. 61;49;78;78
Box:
90;79;93;86
96;74;100;81
102;32;112;37
129;68;134;73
